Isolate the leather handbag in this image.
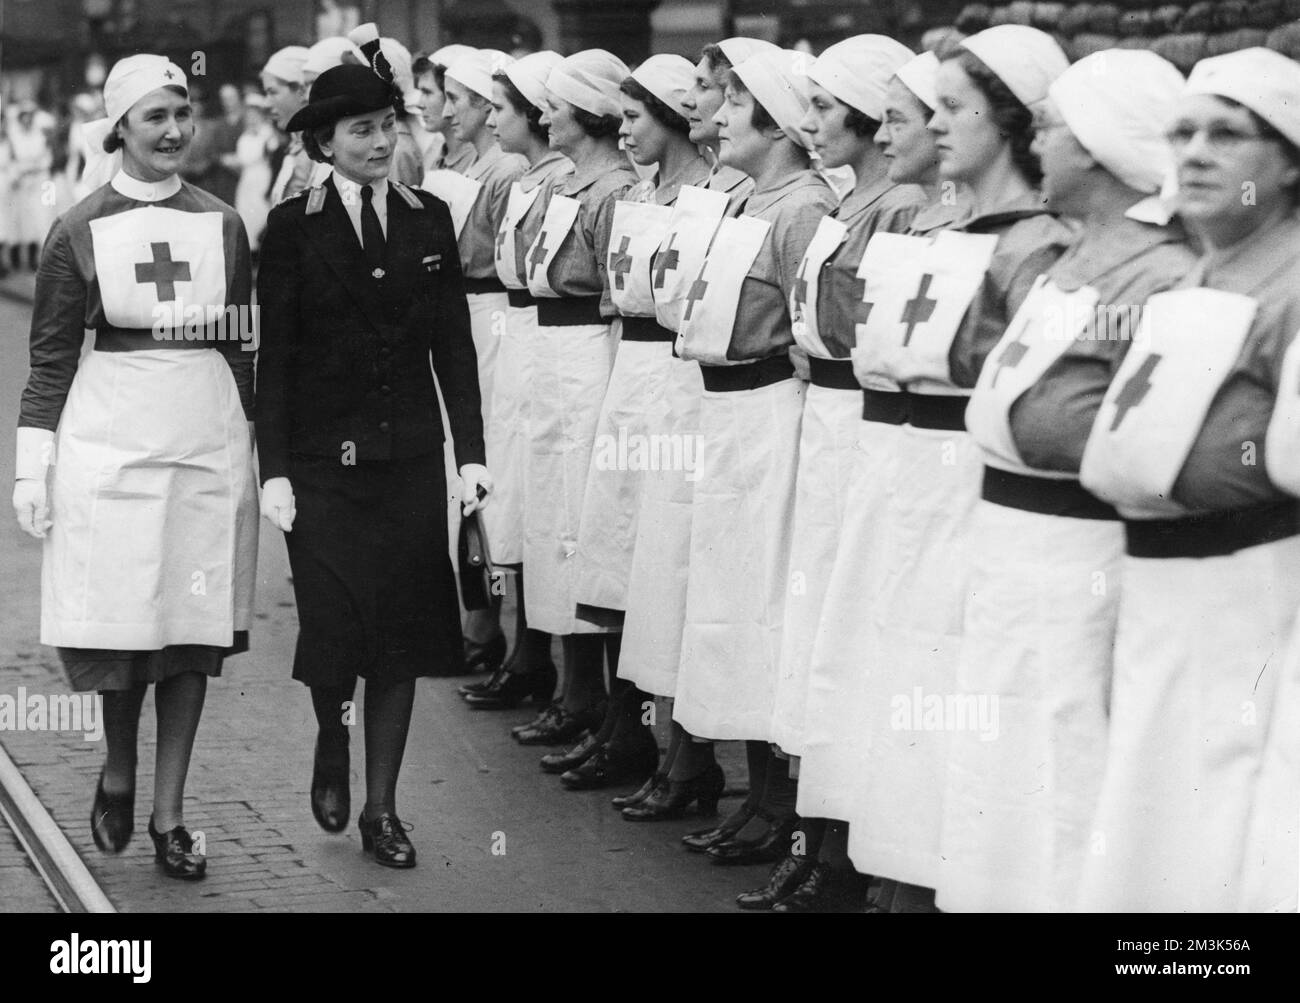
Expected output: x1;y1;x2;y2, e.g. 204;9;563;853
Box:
457;501;496;611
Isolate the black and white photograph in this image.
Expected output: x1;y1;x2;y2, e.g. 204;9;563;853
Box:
0;0;1295;972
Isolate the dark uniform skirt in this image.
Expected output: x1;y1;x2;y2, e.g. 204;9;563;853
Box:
284;452;462;686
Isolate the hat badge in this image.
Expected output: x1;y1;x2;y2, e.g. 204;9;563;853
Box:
372;267;385;279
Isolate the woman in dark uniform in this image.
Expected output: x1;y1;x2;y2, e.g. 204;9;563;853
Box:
255;57;490;869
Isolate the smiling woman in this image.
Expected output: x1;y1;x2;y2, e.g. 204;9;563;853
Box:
13;53;258;884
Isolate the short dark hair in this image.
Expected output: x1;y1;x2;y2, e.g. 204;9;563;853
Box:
700;43;731;76
725;71;778;133
619;77;691;136
412;55;434;81
302;123;335;163
572;105;622;139
432;64;447;92
103;84;189;152
941;48;1041;186
844;105;882;139
492;70;549;142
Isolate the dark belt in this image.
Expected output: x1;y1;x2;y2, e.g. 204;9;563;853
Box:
536;296;605;327
464;276;508;295
94;327;222;352
700;355;795;393
861;387;967;431
981;466;1118;521
1125;499;1300;559
620;316;676;342
507;288;537;309
807;355;858;390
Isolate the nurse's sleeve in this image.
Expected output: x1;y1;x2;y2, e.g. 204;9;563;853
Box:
427;198;486;468
19;217;85;433
217;212;255;419
254;208;300;484
1264;326;1300;497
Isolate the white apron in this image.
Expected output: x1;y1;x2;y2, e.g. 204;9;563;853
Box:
770;216;860;757
43;349;257;649
673;216;802;740
802;229;992;880
420;168;483;238
939;277;1121;913
482;181;548;565
1076;538;1300;911
618;355;704;697
573;199;675;613
1076;286;1297;911
520;193;616;635
653;185;731;334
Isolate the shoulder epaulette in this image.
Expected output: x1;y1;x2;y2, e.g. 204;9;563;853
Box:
305;185;327;215
392;181;424;210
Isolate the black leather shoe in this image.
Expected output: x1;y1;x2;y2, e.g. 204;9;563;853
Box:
91;772;134;854
540;730;600;774
512;700;561;739
358;810;416;869
773;863;869;913
459;661;510;698
560;740;658;791
515;706;600;747
465;662;557;710
147;817;206;880
621;763;724;821
611;771;666;809
737;852;816;910
455;633;507;677
310;736;350;833
706;813;800;865
682;803;763;853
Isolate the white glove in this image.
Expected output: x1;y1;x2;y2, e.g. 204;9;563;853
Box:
260;476;296;532
459;463;493;516
13;479;51;539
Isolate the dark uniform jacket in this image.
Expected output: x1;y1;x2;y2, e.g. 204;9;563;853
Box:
255;174;485;483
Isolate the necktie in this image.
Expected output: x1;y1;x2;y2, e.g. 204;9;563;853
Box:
360;184;385;275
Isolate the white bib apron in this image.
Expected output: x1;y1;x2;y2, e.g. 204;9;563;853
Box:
674;215;770;365
653;185;730;333
420;169;483;238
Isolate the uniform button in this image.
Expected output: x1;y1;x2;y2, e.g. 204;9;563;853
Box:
379;421;390;432
381;385;392;395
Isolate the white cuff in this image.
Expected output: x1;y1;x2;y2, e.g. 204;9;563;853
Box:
15;427;55;480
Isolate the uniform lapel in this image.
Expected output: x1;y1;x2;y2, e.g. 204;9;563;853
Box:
299;175;390;334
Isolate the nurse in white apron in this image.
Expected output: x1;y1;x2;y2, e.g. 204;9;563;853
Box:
12;55;258;881
813;26;1071;913
1078;48;1300;913
618;37;770;821
736;34;925;913
511;51;637;749
943;51;1195;913
667;49;837;854
260;46;318;206
460;52;571;712
439;49;531;672
543;55;711;791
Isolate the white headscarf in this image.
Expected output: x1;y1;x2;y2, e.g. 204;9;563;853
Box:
715;37;781;69
303;36;365;81
960;25;1069;108
80;54;188;196
808;34;915;121
629;54;696;120
504;51;564;111
896;50;941;112
547;49;631;119
1186;46;1300;151
262;46;310;87
730;48;815;152
447;49;514;102
1050;50;1185;195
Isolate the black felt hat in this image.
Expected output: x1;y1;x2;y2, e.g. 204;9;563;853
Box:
285;63;400;133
